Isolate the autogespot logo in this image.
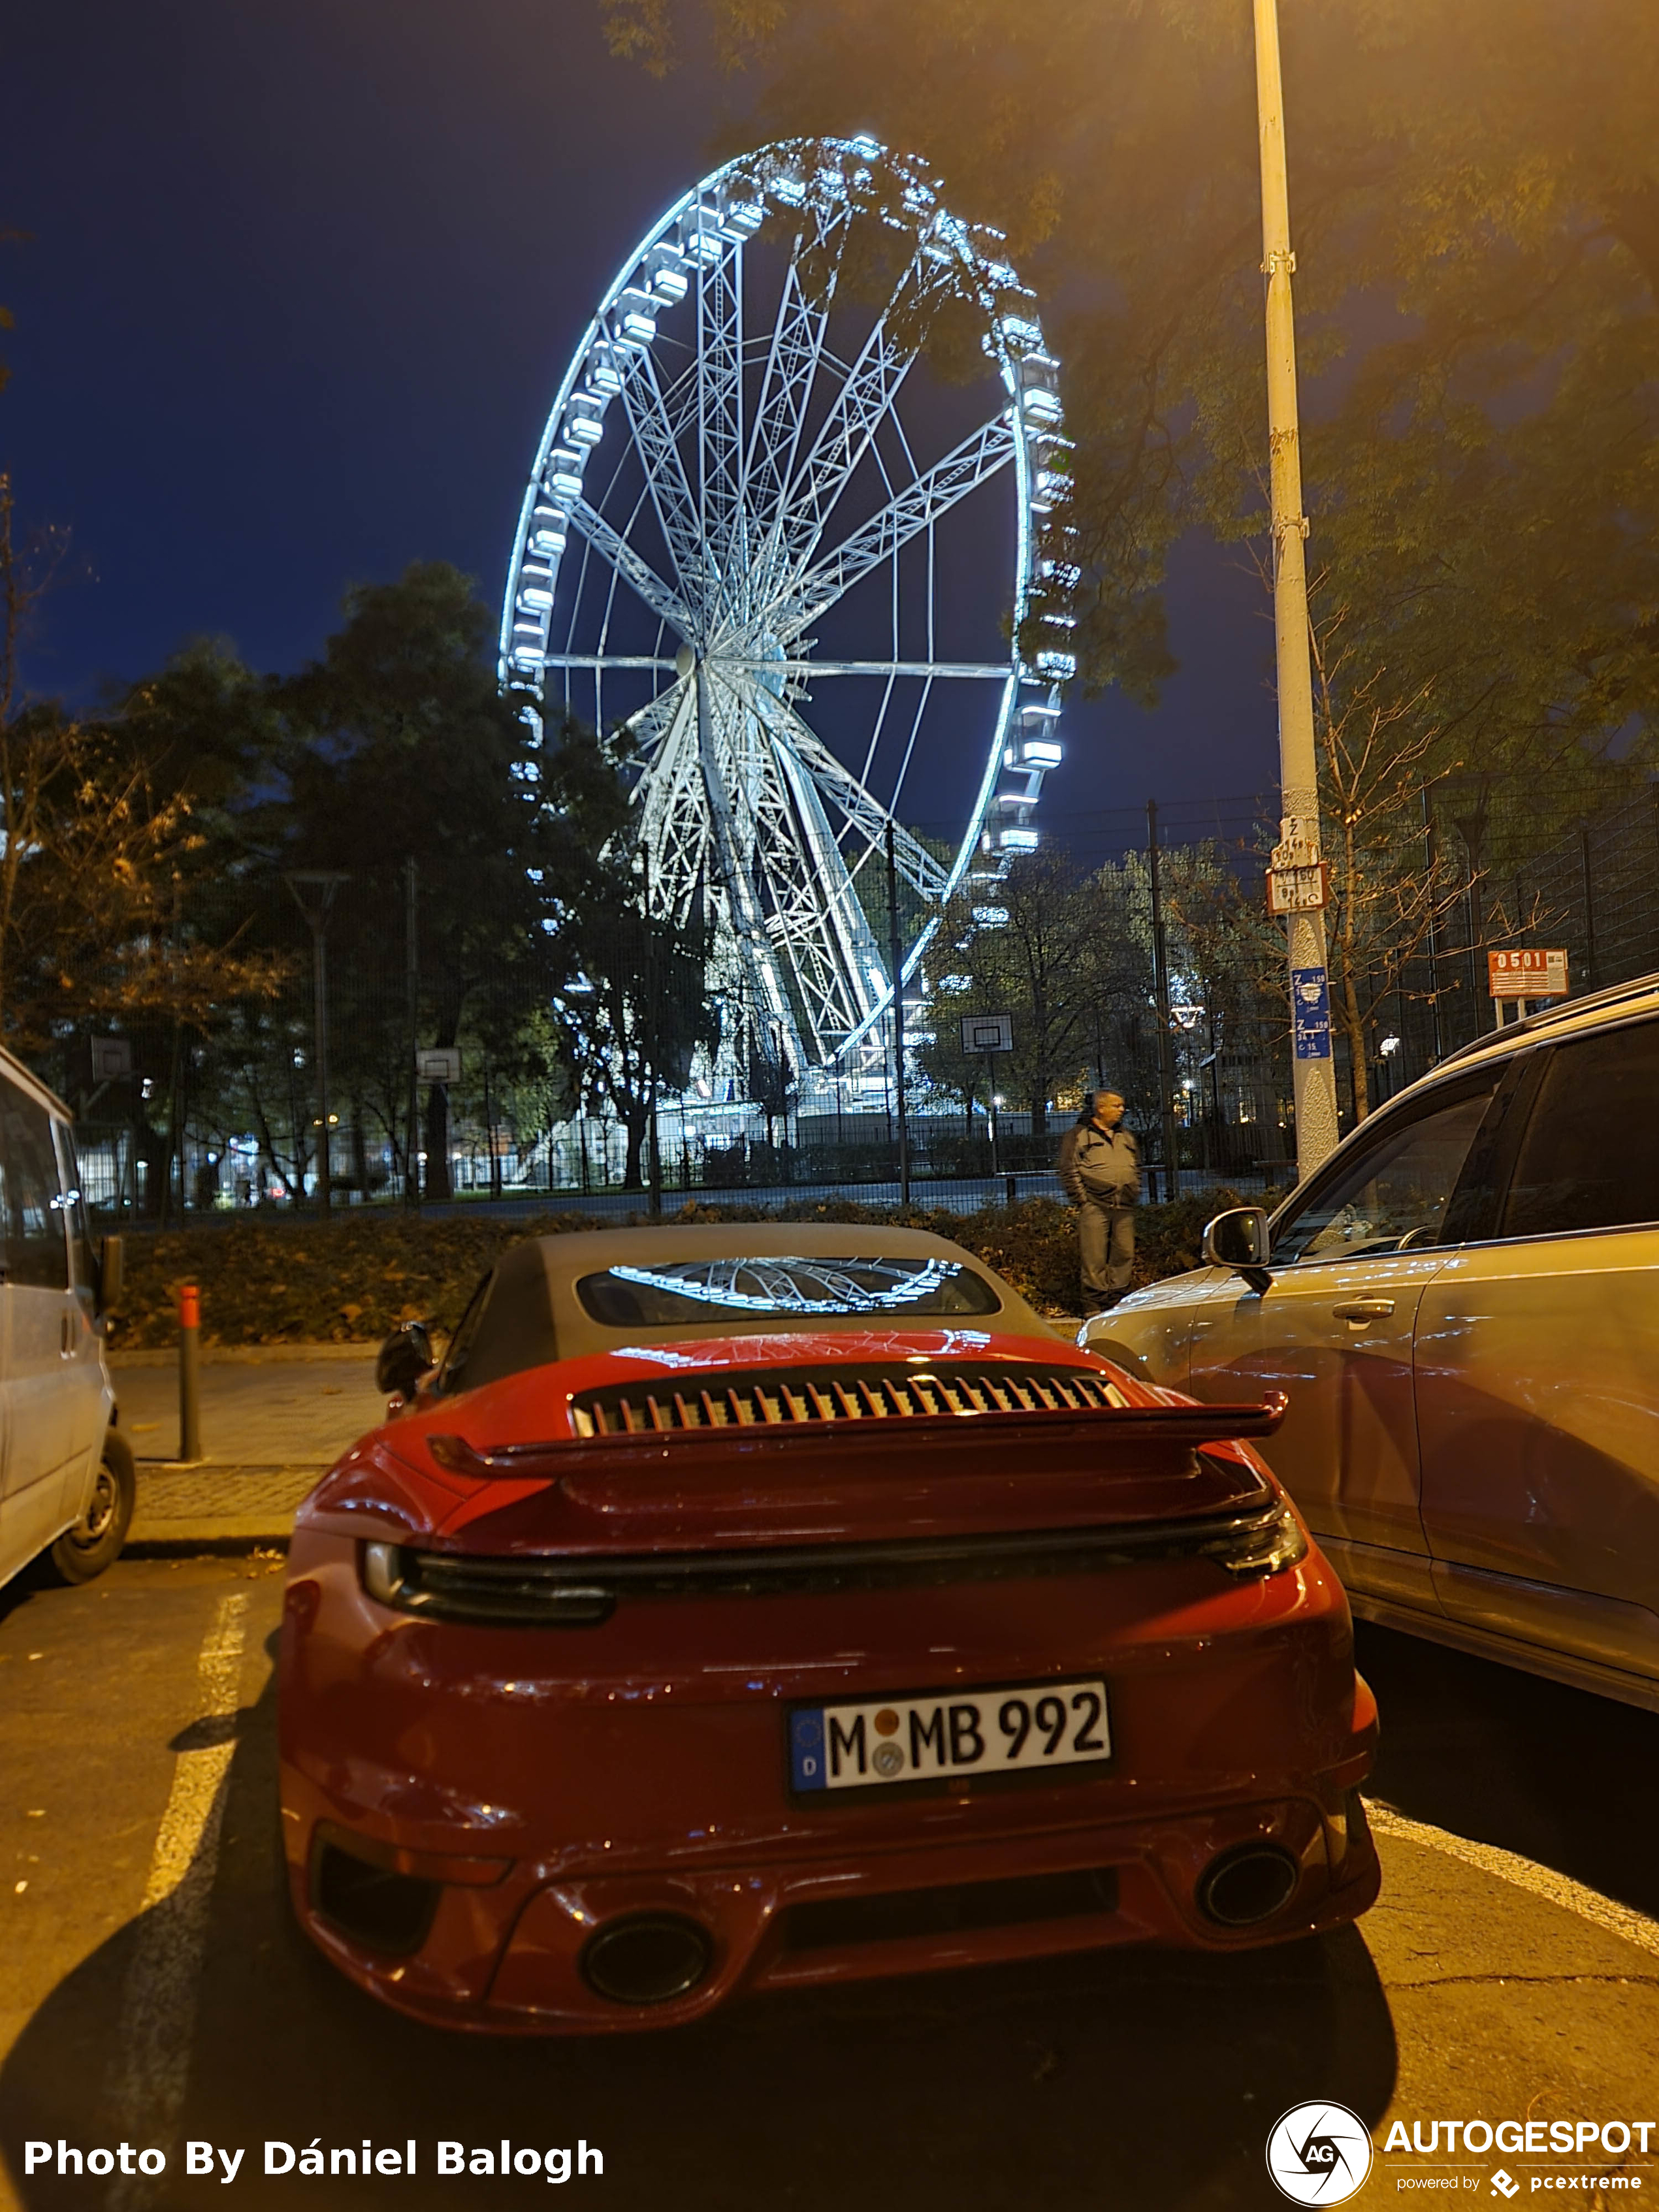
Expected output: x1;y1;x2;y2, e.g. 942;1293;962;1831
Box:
1266;2104;1376;2205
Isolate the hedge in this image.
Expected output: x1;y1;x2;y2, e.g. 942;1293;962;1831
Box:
107;1188;1257;1351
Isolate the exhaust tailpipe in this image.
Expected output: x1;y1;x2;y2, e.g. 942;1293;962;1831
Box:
1196;1843;1300;1929
581;1912;713;2005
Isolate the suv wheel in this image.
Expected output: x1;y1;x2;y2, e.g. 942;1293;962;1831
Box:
49;1429;135;1584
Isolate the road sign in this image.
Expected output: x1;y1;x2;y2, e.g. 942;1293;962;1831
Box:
1291;967;1332;1061
89;1036;133;1081
416;1047;462;1084
1489;948;1567;1000
960;1013;1014;1053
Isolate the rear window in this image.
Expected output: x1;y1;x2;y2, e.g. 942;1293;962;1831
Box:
576;1254;1003;1327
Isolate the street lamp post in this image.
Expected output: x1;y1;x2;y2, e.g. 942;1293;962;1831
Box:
1253;0;1342;1181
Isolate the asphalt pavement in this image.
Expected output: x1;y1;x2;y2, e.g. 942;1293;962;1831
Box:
1;1563;1656;2212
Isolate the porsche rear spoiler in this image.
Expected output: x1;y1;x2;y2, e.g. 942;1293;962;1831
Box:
428;1393;1288;1481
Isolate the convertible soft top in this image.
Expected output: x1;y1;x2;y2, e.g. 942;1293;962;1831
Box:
443;1221;1065;1390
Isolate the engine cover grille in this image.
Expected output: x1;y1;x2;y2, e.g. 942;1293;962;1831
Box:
568;1360;1130;1438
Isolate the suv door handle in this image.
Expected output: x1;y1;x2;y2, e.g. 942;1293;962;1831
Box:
1331;1298;1396;1323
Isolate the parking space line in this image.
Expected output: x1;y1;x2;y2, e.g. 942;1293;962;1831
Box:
105;1592;251;2207
1366;1798;1659;1960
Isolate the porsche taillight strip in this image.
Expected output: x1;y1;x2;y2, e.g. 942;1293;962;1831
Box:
362;1496;1295;1624
568;1360;1132;1438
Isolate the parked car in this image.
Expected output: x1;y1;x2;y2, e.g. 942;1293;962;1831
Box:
1084;972;1659;1714
278;1223;1378;2034
0;1046;129;1592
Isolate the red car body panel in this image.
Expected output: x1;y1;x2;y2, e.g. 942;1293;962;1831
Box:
279;1326;1379;2032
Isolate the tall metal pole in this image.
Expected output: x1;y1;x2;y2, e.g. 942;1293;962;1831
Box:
314;927;332;1214
1255;0;1341;1179
1146;801;1182;1201
884;820;911;1208
404;858;421;1209
283;871;348;1217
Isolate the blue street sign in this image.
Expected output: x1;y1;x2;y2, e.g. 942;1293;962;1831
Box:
1291;967;1332;1060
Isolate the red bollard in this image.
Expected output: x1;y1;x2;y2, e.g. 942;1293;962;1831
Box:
178;1281;203;1464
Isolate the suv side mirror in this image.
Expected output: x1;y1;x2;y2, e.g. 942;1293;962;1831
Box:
96;1235;125;1315
1202;1206;1272;1294
376;1321;435;1405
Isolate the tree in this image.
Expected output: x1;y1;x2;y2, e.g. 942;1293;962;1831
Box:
919;850;1126;1140
604;1;1659;773
558;877;720;1190
269;563;592;1203
0;480;285;1078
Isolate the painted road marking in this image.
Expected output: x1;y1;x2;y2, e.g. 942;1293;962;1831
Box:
1366;1798;1659;1961
105;1592;251;2207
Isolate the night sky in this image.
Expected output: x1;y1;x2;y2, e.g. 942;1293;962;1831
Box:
5;0;1281;857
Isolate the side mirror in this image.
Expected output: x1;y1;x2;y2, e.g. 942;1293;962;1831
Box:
376;1321;435;1405
96;1235;125;1315
1202;1206;1272;1294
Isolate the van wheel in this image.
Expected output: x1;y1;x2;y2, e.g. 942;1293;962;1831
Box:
48;1430;136;1584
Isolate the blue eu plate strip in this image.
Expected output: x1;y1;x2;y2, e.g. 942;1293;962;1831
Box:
790;1708;827;1791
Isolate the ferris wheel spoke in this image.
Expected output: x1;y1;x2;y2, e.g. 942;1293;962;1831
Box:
619;350;710;618
692;665;803;1054
633;703;711;911
612;675;692;765
742;213;853;604
771;660;1013;682
777;415;1018;635
748;685;950;903
566;502;692;639
698;242;747;616
739;698;889;1055
769;236;959;581
543;654;680;672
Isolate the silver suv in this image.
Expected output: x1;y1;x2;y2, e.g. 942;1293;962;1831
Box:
1082;974;1659;1712
0;1047;128;1591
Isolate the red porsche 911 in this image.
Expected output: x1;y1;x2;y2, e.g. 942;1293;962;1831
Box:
278;1224;1379;2034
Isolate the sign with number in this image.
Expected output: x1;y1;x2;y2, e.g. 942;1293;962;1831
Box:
90;1036;133;1080
959;1013;1014;1053
1489;948;1567;1000
1291;967;1332;1060
416;1047;462;1084
1266;861;1330;915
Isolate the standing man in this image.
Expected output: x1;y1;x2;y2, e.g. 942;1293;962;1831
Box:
1059;1090;1141;1313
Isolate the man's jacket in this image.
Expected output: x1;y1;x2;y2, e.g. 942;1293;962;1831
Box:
1058;1122;1142;1206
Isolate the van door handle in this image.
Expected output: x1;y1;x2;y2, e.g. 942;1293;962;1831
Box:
1332;1298;1395;1323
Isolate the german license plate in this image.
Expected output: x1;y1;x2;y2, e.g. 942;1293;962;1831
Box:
789;1677;1110;1794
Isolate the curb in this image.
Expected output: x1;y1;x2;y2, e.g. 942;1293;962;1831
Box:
126;1521;293;1556
110;1343;376;1369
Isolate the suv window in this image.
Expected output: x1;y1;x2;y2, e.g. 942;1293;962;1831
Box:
0;1079;69;1291
1272;1070;1503;1266
1500;1018;1659;1239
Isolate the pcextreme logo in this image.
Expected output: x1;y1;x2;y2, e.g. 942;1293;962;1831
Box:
1266;2104;1375;2205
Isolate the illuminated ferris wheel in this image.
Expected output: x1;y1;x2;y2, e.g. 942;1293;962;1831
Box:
500;135;1072;1080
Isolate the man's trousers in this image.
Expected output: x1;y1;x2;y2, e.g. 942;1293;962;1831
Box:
1078;1199;1135;1306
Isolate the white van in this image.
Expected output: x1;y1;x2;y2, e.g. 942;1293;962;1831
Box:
0;1047;129;1592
